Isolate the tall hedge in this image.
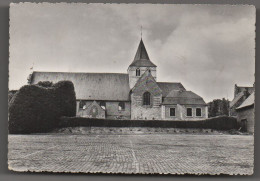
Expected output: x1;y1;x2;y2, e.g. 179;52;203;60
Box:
59;116;238;131
8;90;18;104
9;81;76;134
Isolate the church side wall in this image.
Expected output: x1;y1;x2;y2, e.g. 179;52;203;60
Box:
131;94;161;120
106;102;131;119
76;100;131;119
76;100;92;116
77;102;106;119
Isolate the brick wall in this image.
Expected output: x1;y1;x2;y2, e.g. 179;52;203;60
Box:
237;106;254;133
130;69;163;120
131;94;161;120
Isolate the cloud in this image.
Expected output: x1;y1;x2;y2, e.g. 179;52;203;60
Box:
9;4;255;102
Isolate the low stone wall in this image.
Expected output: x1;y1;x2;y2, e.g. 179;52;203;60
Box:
52;127;244;135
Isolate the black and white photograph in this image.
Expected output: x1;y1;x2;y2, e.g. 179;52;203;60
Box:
8;3;255;175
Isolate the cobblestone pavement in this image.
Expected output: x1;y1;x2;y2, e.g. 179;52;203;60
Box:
8;134;254;175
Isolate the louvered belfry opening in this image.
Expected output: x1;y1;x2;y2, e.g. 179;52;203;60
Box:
136;68;140;76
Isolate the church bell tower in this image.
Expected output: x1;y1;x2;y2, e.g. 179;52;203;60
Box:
127;39;157;89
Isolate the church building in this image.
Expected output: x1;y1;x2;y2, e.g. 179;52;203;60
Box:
29;39;208;120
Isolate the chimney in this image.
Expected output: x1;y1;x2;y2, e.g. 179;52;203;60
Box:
234;84;238;98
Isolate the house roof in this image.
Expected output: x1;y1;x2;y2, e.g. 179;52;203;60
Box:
157;82;186;97
236;85;254;95
229;91;244;108
236;91;254;110
30;71;130;101
162;90;207;105
129;39;157;67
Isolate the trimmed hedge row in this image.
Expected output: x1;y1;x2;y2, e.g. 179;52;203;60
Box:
59;116;238;130
9;81;76;134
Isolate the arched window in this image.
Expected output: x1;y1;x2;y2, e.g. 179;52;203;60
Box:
118;102;125;111
143;92;151;106
136;68;140;76
79;100;86;109
100;101;106;110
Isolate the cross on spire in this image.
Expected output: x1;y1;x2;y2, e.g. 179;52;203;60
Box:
141;25;142;39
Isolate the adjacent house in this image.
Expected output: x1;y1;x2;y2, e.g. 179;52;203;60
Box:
236;92;255;133
229;84;254;116
28;38;208;120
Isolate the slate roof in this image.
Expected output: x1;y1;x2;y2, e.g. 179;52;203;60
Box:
236;91;254;110
157;82;186;97
30;71;130;101
162;90;207;105
229;92;244;108
30;71;206;106
129;39;157;67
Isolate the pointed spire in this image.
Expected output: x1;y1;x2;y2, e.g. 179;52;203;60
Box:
129;39;156;67
134;39;150;60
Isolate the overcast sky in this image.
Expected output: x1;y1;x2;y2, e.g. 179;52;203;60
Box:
9;3;255;102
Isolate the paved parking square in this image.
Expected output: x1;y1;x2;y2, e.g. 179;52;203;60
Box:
8;134;254;175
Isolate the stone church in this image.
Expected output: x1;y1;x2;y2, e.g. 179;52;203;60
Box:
29;39;208;120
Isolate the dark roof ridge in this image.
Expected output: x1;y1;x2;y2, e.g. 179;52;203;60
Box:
236;85;253;88
165;89;203;98
33;71;128;75
166;97;202;99
157;81;182;84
